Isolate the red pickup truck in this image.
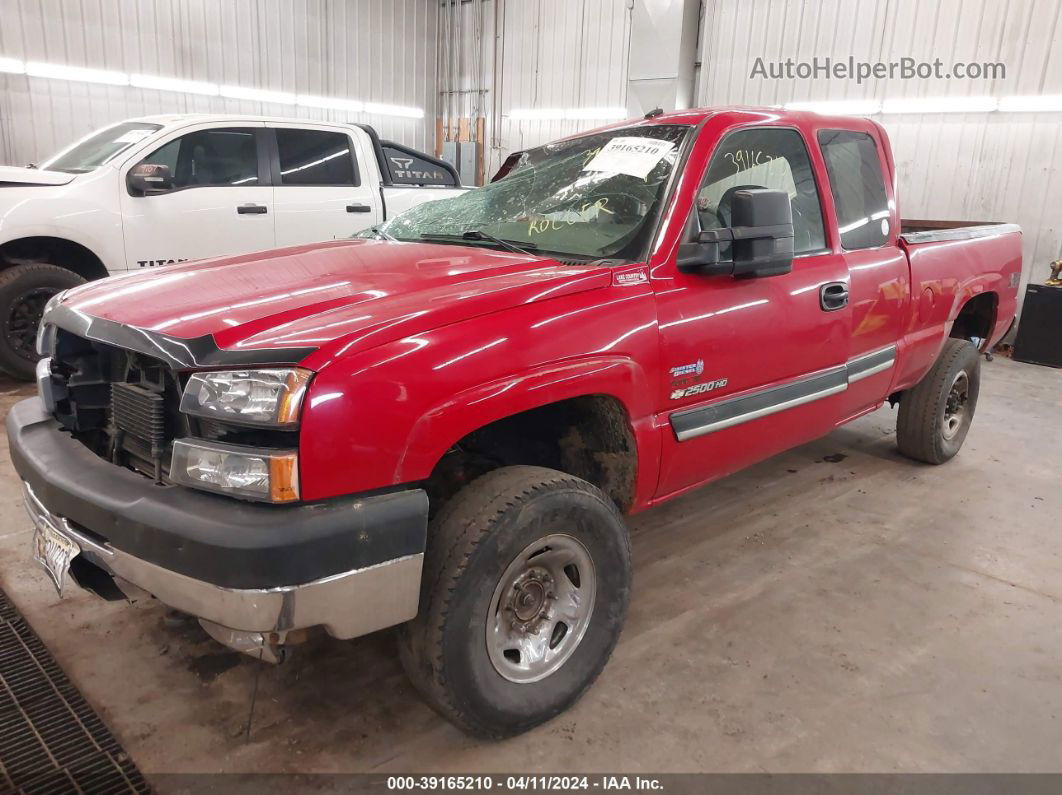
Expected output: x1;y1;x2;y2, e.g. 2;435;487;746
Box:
8;108;1021;738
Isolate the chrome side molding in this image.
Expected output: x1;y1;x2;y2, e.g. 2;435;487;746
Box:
671;345;897;441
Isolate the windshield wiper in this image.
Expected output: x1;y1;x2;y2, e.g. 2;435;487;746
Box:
420;230;539;256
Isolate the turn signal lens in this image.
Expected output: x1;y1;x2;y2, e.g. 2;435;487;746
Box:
277;368;313;425
268;454;300;503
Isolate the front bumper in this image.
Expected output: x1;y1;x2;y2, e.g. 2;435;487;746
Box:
8;397;428;646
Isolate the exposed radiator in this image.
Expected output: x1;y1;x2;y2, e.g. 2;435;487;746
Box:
110;382;166;458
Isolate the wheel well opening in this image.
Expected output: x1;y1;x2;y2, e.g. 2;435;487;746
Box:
950;292;997;347
0;237;108;281
426;395;638;516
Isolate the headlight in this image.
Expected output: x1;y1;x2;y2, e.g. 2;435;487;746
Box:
179;368;312;427
170;439;299;503
35;290;66;356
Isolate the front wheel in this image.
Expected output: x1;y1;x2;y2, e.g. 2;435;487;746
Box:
0;263;85;380
397;465;631;738
896;338;981;464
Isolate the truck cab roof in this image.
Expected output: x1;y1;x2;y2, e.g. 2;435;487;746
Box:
594;105;884;133
123;113;375;129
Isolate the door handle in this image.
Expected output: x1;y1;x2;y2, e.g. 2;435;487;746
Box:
237;203;268;215
346;203;372;213
820;282;849;311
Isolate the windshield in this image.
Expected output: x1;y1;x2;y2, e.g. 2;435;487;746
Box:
40;122;162;173
369;124;690;261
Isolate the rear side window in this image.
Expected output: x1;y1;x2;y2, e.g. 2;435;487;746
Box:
137;127;259;188
817;130;890;250
276;129;356;186
382;144;458;186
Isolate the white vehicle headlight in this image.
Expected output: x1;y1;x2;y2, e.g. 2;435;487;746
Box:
179;368;312;427
35;290;66;355
170;439;299;503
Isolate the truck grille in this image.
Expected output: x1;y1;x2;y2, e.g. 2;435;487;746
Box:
45;328;186;481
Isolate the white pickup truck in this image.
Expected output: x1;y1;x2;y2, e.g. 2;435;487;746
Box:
0;114;464;378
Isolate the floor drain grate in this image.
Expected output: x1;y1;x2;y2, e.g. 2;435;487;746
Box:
0;587;150;795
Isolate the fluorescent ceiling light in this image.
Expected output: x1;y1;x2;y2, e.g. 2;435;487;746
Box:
881;96;998;114
297;94;365;112
26;61;128;86
131;73;218;96
997;94;1062;112
219;84;296;104
363;101;424;119
784;99;881;115
509;107;629;121
1;55;426;119
0;57;25;74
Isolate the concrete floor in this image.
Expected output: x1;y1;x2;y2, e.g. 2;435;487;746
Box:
0;355;1059;775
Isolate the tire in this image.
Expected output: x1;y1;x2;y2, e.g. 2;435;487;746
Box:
896;338;981;464
0;262;85;380
397;465;632;738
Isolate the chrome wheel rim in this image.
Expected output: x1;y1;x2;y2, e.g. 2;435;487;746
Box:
942;371;970;440
487;534;597;684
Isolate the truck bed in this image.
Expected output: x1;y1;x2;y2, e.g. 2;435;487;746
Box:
892;219;1022;391
900;219;1022;244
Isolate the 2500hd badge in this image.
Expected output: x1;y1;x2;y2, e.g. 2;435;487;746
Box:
670;378;729;400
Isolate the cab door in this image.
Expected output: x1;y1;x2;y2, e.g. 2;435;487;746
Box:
654;125;852;498
816;127;910;421
119;123;274;270
268;124;382;247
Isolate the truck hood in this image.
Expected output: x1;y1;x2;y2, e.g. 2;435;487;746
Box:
0;165;76;187
61;239;611;364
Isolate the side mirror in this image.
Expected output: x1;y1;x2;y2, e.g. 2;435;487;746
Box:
677;188;795;278
127;163;174;195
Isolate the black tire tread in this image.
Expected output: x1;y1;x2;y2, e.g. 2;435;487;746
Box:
397;465;628;738
0;261;85;379
0;261;79;289
896;338;980;464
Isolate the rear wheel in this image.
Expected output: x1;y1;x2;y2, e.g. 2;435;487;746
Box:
896;338;981;464
397;465;631;738
0;263;85;380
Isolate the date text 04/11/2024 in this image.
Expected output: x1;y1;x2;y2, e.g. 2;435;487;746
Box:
385;775;664;790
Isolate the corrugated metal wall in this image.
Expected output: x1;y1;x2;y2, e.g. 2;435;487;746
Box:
447;0;632;177
0;0;437;165
697;0;1062;288
494;0;630;160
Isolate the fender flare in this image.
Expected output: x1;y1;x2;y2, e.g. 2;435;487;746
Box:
946;277;999;325
0;226;117;275
395;354;661;504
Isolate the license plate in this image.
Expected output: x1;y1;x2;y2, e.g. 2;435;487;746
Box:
31;520;79;597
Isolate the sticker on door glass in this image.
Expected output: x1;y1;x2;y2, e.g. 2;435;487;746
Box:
583;137;675;180
113;129;155;144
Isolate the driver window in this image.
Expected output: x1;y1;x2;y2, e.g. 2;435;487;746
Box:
134;127;259;189
696;128;825;260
